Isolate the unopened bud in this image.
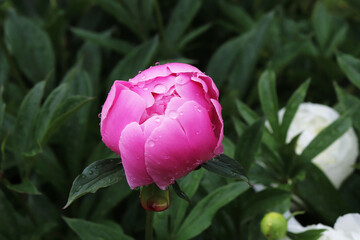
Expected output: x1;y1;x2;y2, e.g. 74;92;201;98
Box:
260;212;287;240
140;183;170;212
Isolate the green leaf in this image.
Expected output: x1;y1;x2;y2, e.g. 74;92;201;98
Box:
11;81;45;152
71;27;134;54
235;118;264;172
228;12;274;96
311;3;331;51
0;86;5;138
240;189;291;223
202;154;249;183
235;99;259;125
295;163;350;224
0;48;9;85
34;83;69;145
108;36;159;87
64;217;134;240
172;181;191;204
176;181;249;240
325;24;347;58
280;79;310;144
299;116;351;163
218;1;254;30
165;0;202;45
6;179;41;195
258;69;280;137
170;169;204;233
178;23;212;50
288;229;325;240
41;95;93;145
92;0;139;38
4;11;54;83
337;52;360;89
64;158;125;209
0;190;18;239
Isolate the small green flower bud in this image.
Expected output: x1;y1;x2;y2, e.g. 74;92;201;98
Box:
260;212;287;240
140;183;170;212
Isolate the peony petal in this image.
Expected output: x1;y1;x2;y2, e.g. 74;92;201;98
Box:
119;122;153;189
211;99;224;155
101;88;146;154
198;75;219;99
175;101;218;161
130;65;172;83
167;62;204;75
145;117;195;190
142;115;165;139
175;78;212;111
101;81;129;121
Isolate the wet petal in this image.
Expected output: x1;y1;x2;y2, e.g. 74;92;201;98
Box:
211;99;224;155
101;88;146;154
119;122;153;188
145;117;194;190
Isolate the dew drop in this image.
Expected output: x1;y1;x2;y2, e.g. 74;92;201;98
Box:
143;87;148;91
138;70;142;74
148;140;155;147
195;131;200;135
175;75;188;85
141;75;146;80
179;112;184;116
155;62;160;65
155;118;161;123
88;170;93;175
97;113;101;118
153;84;166;93
168;111;178;119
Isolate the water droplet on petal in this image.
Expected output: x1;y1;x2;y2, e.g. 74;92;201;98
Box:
148;140;155;147
97;113;101;118
154;84;166;93
144;87;148;91
168;111;178;119
141;75;146;80
175;75;188;85
155;117;161;123
195;131;200;135
155;62;160;65
179;112;184;116
138;71;142;74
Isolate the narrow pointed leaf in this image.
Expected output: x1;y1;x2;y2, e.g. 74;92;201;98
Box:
176;182;249;240
280;79;310;144
235;118;265;172
172;181;191;204
258;69;280;137
202;154;249;183
64;158;124;209
288;229;325;240
337;52;360;89
64;217;134;240
299;116;352;163
235;99;259;125
6;179;41;195
71;28;133;54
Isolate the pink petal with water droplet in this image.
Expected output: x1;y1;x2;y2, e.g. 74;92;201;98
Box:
211;99;224;155
100;85;147;154
119;122;153;189
176;101;218;160
145;117;194;190
130;65;172;83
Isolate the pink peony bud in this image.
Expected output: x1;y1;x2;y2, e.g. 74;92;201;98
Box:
100;63;224;190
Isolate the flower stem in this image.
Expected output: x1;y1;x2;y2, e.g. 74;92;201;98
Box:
145;210;154;240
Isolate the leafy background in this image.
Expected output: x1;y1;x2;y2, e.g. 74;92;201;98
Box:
0;0;360;239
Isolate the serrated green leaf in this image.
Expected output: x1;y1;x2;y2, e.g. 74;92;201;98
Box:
4;11;54;83
235;100;259;125
6;179;41;195
299;116;351;163
64;158;124;209
71;27;134;54
295;163;350;224
108;36;159;87
259;69;280;137
41;95;93;145
176;181;249;240
288;229;325;240
11;81;45;152
235;118;264;172
202;154;249;183
280;79;310;144
64;217;134;240
337;52;360;89
165;0;202;46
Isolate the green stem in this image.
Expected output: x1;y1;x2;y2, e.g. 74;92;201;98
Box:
145;211;154;240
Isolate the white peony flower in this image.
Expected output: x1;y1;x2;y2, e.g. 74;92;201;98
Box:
283;213;360;240
279;103;358;188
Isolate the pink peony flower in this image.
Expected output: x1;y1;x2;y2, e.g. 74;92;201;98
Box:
100;63;224;190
